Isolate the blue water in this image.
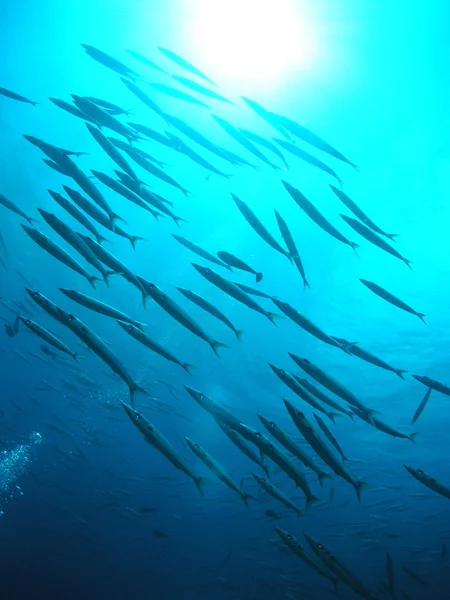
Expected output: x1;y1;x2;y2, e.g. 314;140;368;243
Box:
0;1;449;598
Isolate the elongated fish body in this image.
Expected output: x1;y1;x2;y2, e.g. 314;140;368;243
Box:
185;437;250;505
63;186;142;249
109;137;169;169
313;414;347;461
91;170;159;218
359;279;425;323
217;251;262;282
81;44;138;78
340;214;411;268
85;96;132;115
49;189;107;244
275;528;339;590
19;317;79;361
404;465;450;500
122;80;168;122
49;97;99;124
171;75;232;103
59;288;145;330
233;281;275;299
272;298;347;351
86;124;139;182
269;364;337;422
25;289;72;326
274;210;309;289
72;95;134;140
0;86;38;105
401;565;427;589
217;421;269;476
172;235;230;269
330;186;397;240
258;413;331;486
117;321;192;373
232;194;290;258
253;473;301;516
184;386;243;431
157;47;216;86
351;407;417;442
21;225;99;288
147;81;209;108
122;403;204;494
177;287;242;340
237;425;318;506
37;208;111;284
136;276;228;355
24;135;119;227
241;97;291;138
289;354;373;416
385;553;395;598
164;131;230;178
293;377;353;419
304;534;378;600
126;49;167;74
413;374;450;396
283;181;358;252
285;401;366;500
239;129;289;168
275;139;342;184
0;193;37;224
192;263;279;325
212;115;279;170
332;336;407;379
412;387;432;424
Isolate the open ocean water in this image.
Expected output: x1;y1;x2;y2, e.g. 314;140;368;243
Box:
0;1;449;599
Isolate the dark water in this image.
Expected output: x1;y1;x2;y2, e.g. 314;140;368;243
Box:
0;2;449;599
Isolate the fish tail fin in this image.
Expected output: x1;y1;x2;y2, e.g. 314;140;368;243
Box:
97;235;109;244
328;412;339;424
234;329;244;342
396;369;408;380
194;476;207;496
318;472;333;487
173;216;188;227
129;236;146;250
262;464;271;478
267;312;283;326
303;279;311;290
255;272;263;283
111;212;127;228
88;276;101;289
404;258;413;270
130;384;153;407
417;313;426;324
141;292;151;309
332;578;339;593
350;242;360;256
27;217;39;225
387;233;399;241
242;493;256;508
354;480;369;502
182;363;195;375
409;432;419;443
347;411;356;422
31;101;40;106
210;340;230;356
103;270;115;287
305;494;320;510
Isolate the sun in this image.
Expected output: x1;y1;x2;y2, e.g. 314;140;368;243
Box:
187;0;318;89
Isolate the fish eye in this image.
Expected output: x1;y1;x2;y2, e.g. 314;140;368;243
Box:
195;444;200;449
286;535;292;541
269;422;275;428
260;477;266;482
134;412;141;420
255;432;262;438
80;326;87;332
147;424;153;431
317;543;324;549
199;393;204;400
417;469;424;475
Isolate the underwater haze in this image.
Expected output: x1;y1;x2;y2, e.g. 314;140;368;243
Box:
0;1;449;599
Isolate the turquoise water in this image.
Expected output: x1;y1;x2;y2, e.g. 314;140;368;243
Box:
0;1;449;598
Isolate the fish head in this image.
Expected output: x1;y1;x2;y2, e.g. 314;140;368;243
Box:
184;436;202;455
412;374;432;386
191;263;210;276
58;288;77;299
257;413;277;433
116;320;133;332
19;316;31;326
283;399;306;422
404;465;435;485
184;386;206;404
252;473;265;484
303;533;331;559
275;527;296;546
268;363;285;378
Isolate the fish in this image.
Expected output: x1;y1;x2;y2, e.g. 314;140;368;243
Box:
63;186;144;249
272;298;349;352
293;377;354;419
81;44;139;79
232;194;290;259
239;129;289;169
122;402;205;495
37;207;113;285
241;97;292;139
401;565;427;588
412;387;432;423
11;349;33;365
146;81;210;108
289;354;377;417
359;279;425;323
172;234;230;269
21;225;100;289
274;139;343;184
85;96;133;116
274;210;309;289
19;317;80;361
48;189;107;244
157;47;216;86
385;553;395;598
216;421;269;477
108;137;169;169
122;80;168;122
340;214;411;269
275;528;339;591
184;386;244;432
59;288;145;330
171;75;233;104
24;135;121;229
403;465;450;500
125;49;167;73
412;374;450;396
283;182;359;252
0;193;37;225
185;437;252;506
351;406;417;442
330;185;398;241
284;402;367;501
233;282;275;299
176;287;243;340
192;263;280;325
0;86;38;106
252;474;301;516
85;124;140;182
78;235;148;305
164;131;231;178
313;414;347;462
49;97;100;124
257;413;331;486
216;251;263;282
136;276;228;355
116;321;192;374
72;95;135;141
154;530;169;539
332;336;407;379
441;543;447;563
